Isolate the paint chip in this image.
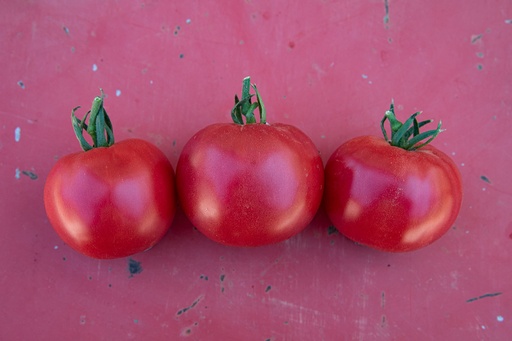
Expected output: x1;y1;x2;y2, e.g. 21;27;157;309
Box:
14;127;21;142
116;89;121;97
17;81;25;89
186;18;191;24
92;64;98;72
15;168;21;179
497;315;504;322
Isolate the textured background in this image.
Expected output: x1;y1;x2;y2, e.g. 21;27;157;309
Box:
1;1;511;340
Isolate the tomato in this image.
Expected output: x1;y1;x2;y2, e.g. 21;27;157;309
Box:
324;103;462;252
176;77;324;246
44;92;176;259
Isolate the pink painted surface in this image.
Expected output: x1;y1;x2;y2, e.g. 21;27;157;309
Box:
1;1;511;340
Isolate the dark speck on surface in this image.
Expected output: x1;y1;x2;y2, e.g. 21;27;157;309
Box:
480;175;491;183
22;170;38;180
327;225;338;235
128;258;143;277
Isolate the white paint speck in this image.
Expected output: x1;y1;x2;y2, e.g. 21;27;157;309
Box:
481;325;486;330
92;64;98;72
461;163;465;167
115;89;121;97
505;19;512;24
149;80;154;85
482;187;486;191
15;168;21;179
451;151;456;156
362;74;369;79
54;245;59;250
14;127;21;142
186;18;191;24
497;315;504;322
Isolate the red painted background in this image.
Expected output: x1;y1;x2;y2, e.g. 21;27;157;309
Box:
1;1;511;340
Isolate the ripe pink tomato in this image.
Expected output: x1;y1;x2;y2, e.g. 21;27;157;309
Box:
176;77;324;246
324;103;462;252
44;92;176;259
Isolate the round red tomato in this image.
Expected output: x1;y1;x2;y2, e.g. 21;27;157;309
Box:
324;104;462;252
176;78;324;246
44;92;176;259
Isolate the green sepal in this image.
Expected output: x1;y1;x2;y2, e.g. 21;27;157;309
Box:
230;76;266;125
381;101;443;150
70;89;115;151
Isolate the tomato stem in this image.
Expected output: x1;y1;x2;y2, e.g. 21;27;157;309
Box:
71;89;115;151
231;76;267;125
381;101;442;150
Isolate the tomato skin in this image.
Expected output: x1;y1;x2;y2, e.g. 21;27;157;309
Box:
176;123;324;247
44;139;177;259
324;135;462;252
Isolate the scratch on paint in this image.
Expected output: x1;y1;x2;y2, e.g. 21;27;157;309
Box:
22;170;38;180
176;295;204;316
383;0;390;27
466;292;502;303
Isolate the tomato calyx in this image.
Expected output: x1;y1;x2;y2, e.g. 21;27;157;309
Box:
71;89;115;151
380;101;443;151
231;76;267;125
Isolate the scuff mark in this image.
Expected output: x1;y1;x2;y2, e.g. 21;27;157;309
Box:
176;295;203;316
22;170;38;180
466;292;502;303
220;274;226;293
381;315;387;328
471;34;483;44
383;0;390;28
